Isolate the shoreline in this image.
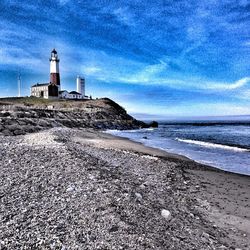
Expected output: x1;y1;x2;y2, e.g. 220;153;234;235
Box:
0;127;249;249
102;129;250;178
104;129;250;177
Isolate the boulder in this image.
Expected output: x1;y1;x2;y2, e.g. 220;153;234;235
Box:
17;120;28;126
0;111;11;117
142;121;159;128
37;119;50;127
13;129;25;135
148;121;158;128
8;124;21;132
2;129;13;136
24;126;37;133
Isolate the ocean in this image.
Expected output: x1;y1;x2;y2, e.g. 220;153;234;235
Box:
106;120;250;176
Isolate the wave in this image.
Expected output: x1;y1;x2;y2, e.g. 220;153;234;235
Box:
161;122;250;126
176;138;249;152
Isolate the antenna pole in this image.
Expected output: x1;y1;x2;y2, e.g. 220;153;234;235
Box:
18;72;21;97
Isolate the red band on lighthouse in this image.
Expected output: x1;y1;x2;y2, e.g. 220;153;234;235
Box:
50;49;60;89
50;73;60;86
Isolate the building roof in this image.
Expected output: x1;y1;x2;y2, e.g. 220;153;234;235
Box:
31;83;50;87
69;91;81;95
59;90;68;94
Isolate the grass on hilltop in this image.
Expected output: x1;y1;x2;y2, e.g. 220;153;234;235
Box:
0;96;127;113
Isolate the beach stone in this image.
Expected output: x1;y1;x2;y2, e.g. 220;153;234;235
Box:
161;209;171;221
135;192;142;200
24;111;32;118
202;232;210;239
66;186;75;192
218;246;227;249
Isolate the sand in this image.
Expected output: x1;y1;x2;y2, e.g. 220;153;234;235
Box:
0;127;249;249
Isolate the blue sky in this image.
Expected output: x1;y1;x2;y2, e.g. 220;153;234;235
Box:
0;0;250;118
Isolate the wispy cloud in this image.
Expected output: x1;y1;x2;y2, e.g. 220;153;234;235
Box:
58;0;70;6
83;66;102;75
113;7;135;26
0;0;250;115
81;56;250;93
203;77;250;90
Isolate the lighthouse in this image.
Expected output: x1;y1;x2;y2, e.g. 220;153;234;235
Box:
50;49;60;90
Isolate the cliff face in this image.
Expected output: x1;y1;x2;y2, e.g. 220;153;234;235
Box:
0;97;146;136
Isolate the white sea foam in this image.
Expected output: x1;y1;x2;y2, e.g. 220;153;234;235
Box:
143;128;155;131
104;129;120;133
176;138;249;152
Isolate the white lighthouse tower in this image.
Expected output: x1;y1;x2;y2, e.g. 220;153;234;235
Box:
50;49;60;90
76;76;85;97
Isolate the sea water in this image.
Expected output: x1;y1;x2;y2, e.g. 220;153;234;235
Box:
106;121;250;176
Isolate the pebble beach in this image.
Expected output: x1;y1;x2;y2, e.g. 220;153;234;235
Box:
0;127;249;249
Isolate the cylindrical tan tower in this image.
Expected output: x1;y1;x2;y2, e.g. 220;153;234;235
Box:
76;76;85;97
50;49;60;90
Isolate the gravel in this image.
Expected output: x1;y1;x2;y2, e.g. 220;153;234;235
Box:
0;127;236;249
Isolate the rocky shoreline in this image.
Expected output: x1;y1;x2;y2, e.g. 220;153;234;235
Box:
0;98;147;136
0;127;249;249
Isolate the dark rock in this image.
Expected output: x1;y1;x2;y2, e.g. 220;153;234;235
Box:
59;119;74;128
8;124;21;132
0;111;11;117
2;129;13;136
13;111;25;118
148;121;158;128
3;118;16;125
13;129;25;135
37;119;50;127
24;126;37;133
141;121;158;128
17;120;28;126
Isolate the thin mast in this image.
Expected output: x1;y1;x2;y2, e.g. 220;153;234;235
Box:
17;72;21;97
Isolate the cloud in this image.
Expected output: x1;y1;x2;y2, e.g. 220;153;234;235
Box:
236;89;250;100
83;66;102;75
58;0;70;5
243;41;250;47
82;56;250;93
0;47;43;69
204;77;250;90
113;7;135;26
239;0;249;7
117;62;168;84
1;0;250;116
